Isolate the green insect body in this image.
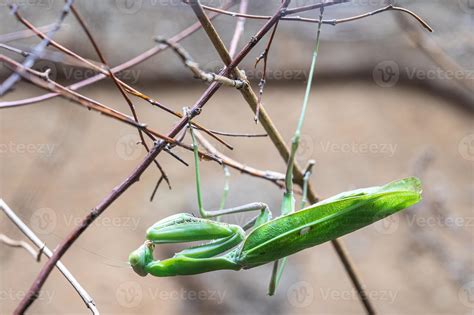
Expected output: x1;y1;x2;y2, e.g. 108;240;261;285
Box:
129;6;425;295
129;177;422;277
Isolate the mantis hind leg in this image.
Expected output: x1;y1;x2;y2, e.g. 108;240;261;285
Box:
268;6;325;296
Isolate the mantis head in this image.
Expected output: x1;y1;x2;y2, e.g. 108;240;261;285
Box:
128;241;154;277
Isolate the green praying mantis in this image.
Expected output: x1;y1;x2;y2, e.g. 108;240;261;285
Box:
129;7;423;295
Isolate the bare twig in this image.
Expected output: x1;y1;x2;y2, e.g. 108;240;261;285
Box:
0;234;38;259
193;0;349;22
6;1;434;313
395;8;471;91
3;7;233;151
195;128;267;138
189;0;321;196
14;3;291;312
155;37;244;88
0;1;232;107
1;56;220;164
0;43;31;57
69;3;171;190
0;23;55;42
194;130;285;188
187;1;385;312
0;1;75;95
254;21;279;123
0;199;99;314
197;2;432;31
228;0;249;58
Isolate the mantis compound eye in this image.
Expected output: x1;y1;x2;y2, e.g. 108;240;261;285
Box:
128;242;154;277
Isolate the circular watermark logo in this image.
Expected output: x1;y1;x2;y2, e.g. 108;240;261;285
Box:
33;60;57;81
458;0;474;14
373;60;400;88
30;208;57;235
458;280;474;308
116;281;143;308
373;213;399;235
458;134;474;161
116;134;143;161
115;0;143;14
287;281;314;308
296;134;314;162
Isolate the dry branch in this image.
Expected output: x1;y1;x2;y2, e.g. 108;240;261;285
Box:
13;4;296;311
0;199;98;314
0;1;434;314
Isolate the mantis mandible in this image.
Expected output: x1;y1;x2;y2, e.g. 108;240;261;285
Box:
129;6;422;295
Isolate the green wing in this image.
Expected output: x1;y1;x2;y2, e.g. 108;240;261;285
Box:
239;177;422;268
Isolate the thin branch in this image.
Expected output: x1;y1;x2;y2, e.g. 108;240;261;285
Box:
196;2;432;32
0;234;38;259
0;199;99;314
194;127;267;138
285;0;350;15
0;43;31;57
332;240;376;314
187;1;379;313
3;7;233;151
14;3;288;312
0;1;232;107
324;4;432;32
194;129;285;188
0;23;55;42
69;3;171;190
193;0;349;22
395;7;471;91
228;0;249;58
0;1;75;95
1;56;219;164
155;37;244;88
254;21;279;123
188;0;321;201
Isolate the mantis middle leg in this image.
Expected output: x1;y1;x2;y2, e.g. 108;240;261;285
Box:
186;109;272;229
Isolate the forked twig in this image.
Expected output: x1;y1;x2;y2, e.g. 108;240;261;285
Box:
14;3;293;312
0;23;55;42
69;3;171;190
1;56;221;165
4;1;435;314
0;234;38;259
0;1;75;95
0;0;234;108
155;37;244;88
0;199;99;314
394;6;470;91
3;6;234;151
198;2;432;32
194;129;285;188
228;0;249;58
254;21;279;123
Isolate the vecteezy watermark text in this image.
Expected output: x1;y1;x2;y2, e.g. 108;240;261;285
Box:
115;281;226;308
319;141;397;157
0;141;56;157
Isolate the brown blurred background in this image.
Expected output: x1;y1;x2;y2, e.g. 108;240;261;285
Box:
1;0;473;314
